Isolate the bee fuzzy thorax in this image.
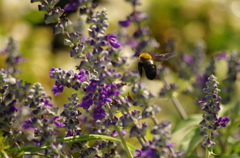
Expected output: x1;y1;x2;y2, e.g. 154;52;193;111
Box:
139;53;153;61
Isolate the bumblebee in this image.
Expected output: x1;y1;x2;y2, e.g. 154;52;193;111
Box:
138;52;175;80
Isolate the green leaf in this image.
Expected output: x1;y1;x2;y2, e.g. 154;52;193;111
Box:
10;134;136;154
172;114;202;133
59;134;136;150
180;127;203;156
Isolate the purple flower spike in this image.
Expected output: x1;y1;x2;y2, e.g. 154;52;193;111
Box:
217;116;230;127
106;34;122;48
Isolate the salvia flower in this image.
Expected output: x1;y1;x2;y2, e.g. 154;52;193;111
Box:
199;74;230;148
119;18;131;27
106;34;122;48
64;0;79;11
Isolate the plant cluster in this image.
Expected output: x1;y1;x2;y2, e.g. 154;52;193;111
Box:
0;0;239;158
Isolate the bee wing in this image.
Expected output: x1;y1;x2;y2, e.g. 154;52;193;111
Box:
151;52;176;62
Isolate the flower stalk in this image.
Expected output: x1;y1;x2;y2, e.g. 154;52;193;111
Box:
105;103;133;158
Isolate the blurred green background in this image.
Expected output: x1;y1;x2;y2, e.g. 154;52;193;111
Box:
2;0;240;87
1;0;240;151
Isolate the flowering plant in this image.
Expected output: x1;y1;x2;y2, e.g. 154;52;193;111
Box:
0;0;239;158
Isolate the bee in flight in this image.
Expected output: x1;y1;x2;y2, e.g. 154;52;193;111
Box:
138;52;175;80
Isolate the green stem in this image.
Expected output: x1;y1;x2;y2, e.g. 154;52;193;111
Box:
105;103;133;158
162;77;187;120
170;95;188;120
206;130;211;158
205;148;209;158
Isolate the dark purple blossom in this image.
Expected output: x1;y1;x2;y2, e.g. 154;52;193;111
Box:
9;104;18;113
75;69;87;82
217;116;230;127
49;67;56;78
64;0;79;11
86;79;98;93
98;91;112;106
98;84;121;106
32;139;41;146
134;148;157;158
106;34;121;48
22;117;37;129
93;107;106;120
52;84;64;95
43;98;53;108
52;116;65;127
80;94;93;109
119;18;131;27
8;99;18;113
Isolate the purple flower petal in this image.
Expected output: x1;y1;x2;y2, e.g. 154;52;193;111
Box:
80;94;93;109
107;34;122;48
119;19;131;27
52;84;64;95
86;79;98;93
217;116;230;127
93;107;106;120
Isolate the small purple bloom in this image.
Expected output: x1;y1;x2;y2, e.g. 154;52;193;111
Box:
86;79;98;93
130;11;148;22
32;139;41;146
49;67;56;78
119;18;131;27
215;52;227;60
15;55;27;64
64;0;79;11
43;98;53;108
111;130;118;137
76;69;87;82
98;92;111;106
52;116;65;127
52;84;64;95
135;148;157;158
93;107;106;120
183;54;194;65
22;117;37;129
106;34;121;48
110;129;126;137
80;94;93;109
9;105;18;113
8;99;17;113
166;142;175;148
217;116;230;127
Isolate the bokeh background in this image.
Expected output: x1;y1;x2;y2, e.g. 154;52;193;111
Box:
1;0;240;151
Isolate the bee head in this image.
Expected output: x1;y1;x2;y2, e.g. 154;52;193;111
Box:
139;52;153;61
